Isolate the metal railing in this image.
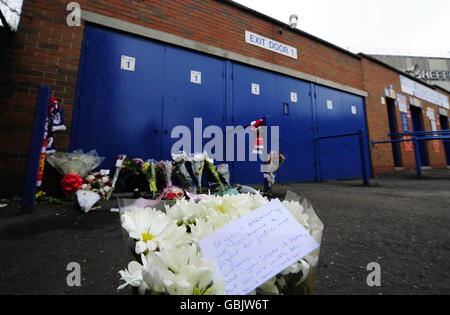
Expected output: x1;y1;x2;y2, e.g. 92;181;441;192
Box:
371;129;450;179
314;129;370;186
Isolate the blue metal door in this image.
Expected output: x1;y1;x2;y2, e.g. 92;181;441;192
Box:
340;91;372;178
314;85;370;180
273;75;315;182
71;26;165;168
161;48;226;162
314;85;342;180
231;63;276;184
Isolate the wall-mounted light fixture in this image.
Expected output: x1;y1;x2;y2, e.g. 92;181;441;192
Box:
279;14;298;34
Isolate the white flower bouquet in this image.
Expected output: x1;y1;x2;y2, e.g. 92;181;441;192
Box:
118;192;323;295
46;149;105;178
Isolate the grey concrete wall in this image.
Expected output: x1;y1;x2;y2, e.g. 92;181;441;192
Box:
370;55;450;91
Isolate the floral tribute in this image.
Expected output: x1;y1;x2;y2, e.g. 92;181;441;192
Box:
118;193;323;295
82;172;113;200
60;173;83;200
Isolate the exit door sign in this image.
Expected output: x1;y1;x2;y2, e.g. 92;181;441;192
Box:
245;31;298;59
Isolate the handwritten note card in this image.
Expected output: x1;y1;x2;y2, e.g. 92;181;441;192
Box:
198;199;319;295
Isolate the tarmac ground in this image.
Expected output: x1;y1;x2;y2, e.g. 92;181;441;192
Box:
0;169;449;295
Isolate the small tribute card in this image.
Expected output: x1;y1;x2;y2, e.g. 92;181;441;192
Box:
198;199;320;295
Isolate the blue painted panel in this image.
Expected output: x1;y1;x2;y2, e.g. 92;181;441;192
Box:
72;26;372;185
231;63;276;185
340;91;372;178
71;26;165;169
21;86;51;213
273;75;315;182
161;47;226;161
315;85;370;180
314;85;342;180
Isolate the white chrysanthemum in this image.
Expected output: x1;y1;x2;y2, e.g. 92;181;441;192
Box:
119;193;323;295
156;244;225;295
282;200;310;231
191;152;207;162
118;253;171;294
258;277;279;295
166;199;205;225
172;151;189;163
150;221;190;252
121;207;171;254
118;260;147;293
189;218;215;242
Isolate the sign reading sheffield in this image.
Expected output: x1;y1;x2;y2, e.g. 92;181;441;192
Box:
245;31;298;59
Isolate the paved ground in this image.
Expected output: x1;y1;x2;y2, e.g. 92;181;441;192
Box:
0;169;449;295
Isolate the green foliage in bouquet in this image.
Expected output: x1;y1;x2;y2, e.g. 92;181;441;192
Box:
142;160;158;199
204;158;225;192
118;157;148;193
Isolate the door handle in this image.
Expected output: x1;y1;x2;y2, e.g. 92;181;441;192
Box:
154;128;159;134
165;129;168;135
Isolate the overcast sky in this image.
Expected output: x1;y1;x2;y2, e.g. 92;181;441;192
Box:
233;0;450;57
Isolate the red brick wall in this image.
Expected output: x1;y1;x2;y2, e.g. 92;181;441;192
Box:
361;57;449;175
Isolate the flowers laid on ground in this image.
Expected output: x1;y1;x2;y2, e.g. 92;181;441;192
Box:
46;149;105;178
35;191;61;204
118;193;323;295
60;173;83;200
82;172;113;200
114;152;229;199
189;152;206;193
172;152;197;194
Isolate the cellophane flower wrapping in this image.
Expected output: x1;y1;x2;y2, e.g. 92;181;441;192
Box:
118;192;323;295
47;149;105;178
156;161;173;189
172;152;197;194
189;153;206;193
82;172;113;200
204;156;224;191
216;164;231;189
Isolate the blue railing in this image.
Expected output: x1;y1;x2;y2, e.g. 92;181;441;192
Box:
371;129;450;179
314;129;370;186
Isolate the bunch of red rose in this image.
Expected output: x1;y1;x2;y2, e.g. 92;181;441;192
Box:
60;173;83;198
